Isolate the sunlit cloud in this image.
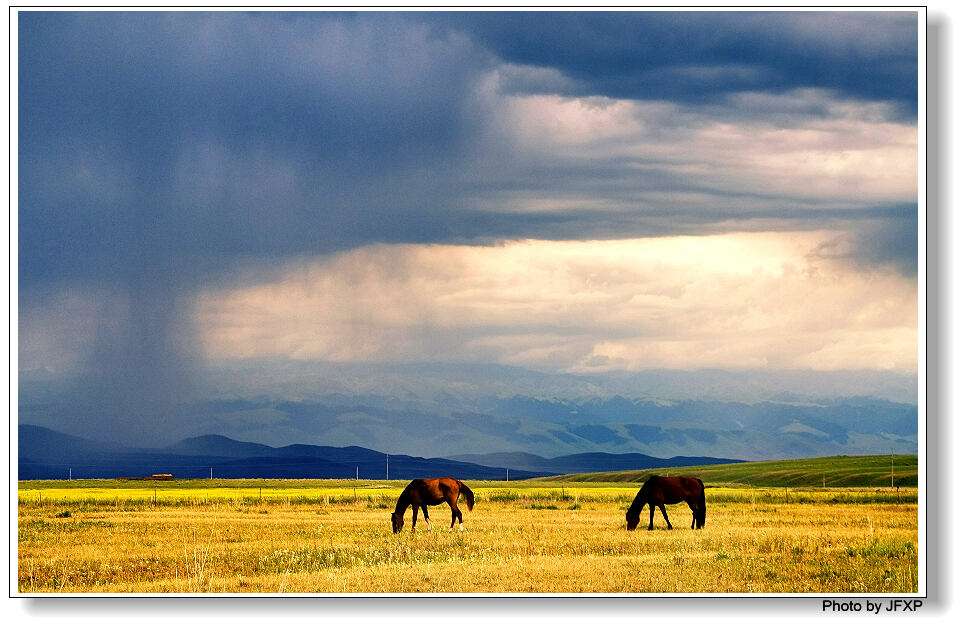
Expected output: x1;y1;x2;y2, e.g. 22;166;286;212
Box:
480;83;917;208
194;232;917;373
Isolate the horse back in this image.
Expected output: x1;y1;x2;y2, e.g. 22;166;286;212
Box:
680;476;704;497
409;477;461;504
647;475;703;504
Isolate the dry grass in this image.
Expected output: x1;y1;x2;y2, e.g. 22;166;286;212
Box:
17;483;918;594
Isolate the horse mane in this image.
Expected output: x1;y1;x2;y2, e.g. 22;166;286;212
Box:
393;481;415;515
626;476;655;518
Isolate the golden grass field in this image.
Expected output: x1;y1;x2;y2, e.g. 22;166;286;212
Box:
17;480;918;594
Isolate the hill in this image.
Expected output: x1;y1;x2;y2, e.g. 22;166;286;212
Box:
16;426;553;480
446;450;740;475
17;425;743;481
538;454;918;488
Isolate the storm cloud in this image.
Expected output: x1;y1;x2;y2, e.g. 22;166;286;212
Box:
430;11;918;109
19;11;918;286
16;10;920;444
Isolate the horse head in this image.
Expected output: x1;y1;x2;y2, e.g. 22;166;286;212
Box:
391;512;405;533
625;510;640;531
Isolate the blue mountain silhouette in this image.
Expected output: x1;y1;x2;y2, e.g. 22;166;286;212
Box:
17;425;739;480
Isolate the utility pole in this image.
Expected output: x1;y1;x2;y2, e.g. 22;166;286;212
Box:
210;467;213;480
356;466;359;481
69;468;72;481
506;467;509;482
891;451;895;489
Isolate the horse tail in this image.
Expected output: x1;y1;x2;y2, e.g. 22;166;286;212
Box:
697;478;707;527
458;480;475;511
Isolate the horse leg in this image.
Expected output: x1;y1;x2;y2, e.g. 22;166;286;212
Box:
422;504;432;531
648;504;656;530
411;505;418;532
659;504;673;530
687;497;705;529
447;499;463;531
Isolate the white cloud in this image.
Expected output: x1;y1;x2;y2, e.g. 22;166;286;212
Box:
193;232;918;373
478;84;917;210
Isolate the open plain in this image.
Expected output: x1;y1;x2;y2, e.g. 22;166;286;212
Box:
17;474;918;594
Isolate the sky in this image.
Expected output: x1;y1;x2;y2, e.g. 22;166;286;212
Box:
16;10;921;441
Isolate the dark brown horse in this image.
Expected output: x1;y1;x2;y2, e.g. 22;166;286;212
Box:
391;477;475;533
625;475;706;531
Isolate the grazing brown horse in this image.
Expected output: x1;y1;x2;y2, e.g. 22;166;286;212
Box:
625;475;706;531
391;477;475;533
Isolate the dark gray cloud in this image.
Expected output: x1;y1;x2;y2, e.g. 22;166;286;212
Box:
428;11;918;114
19;11;489;287
807;205;918;276
19;10;919;290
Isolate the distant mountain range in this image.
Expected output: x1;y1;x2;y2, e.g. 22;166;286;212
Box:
19;362;918;460
445;451;736;474
17;425;741;480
